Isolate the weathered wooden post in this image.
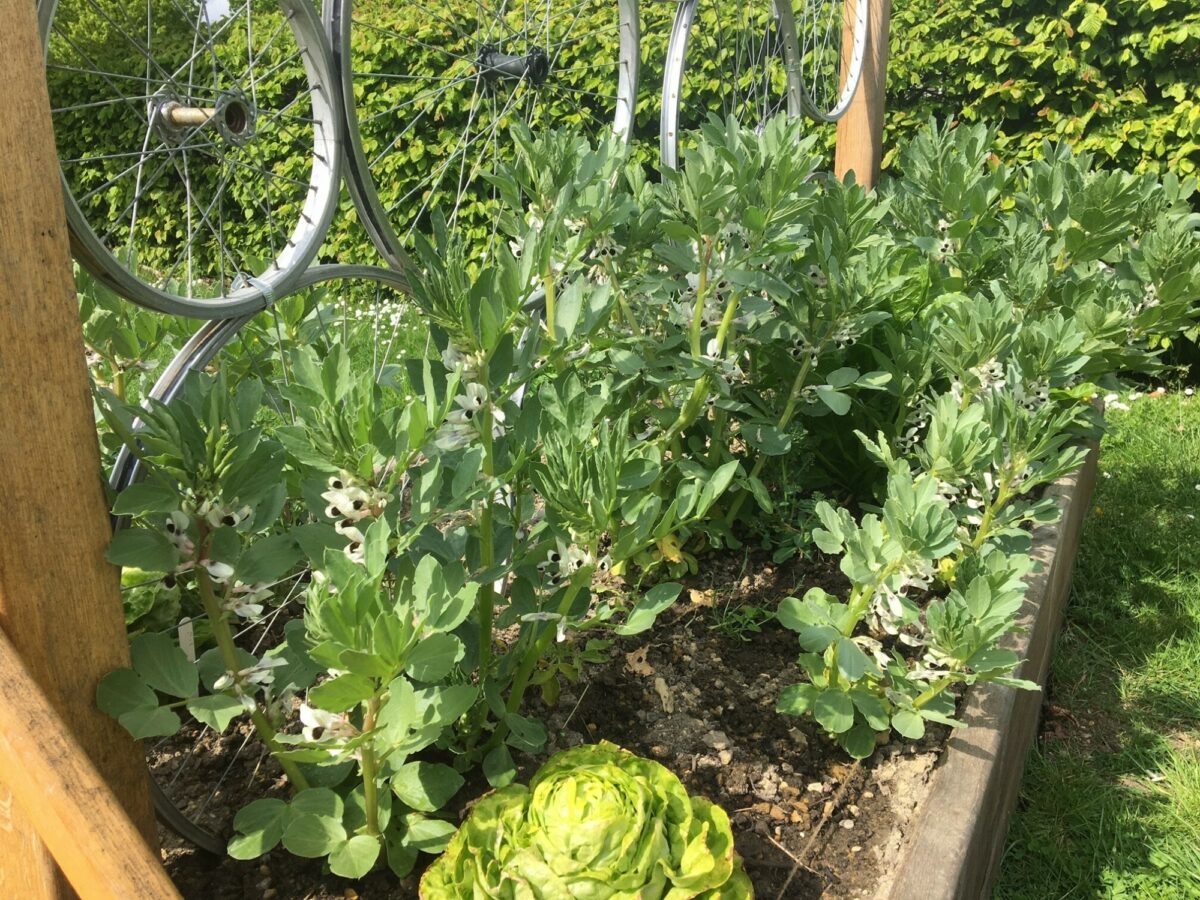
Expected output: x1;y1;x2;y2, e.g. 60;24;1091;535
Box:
834;0;892;189
0;0;164;894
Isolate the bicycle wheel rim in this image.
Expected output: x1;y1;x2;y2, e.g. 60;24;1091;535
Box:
795;0;868;122
40;0;342;319
660;0;801;170
333;0;640;267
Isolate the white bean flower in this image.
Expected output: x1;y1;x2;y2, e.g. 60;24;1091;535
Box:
299;702;358;744
968;358;1006;394
214;655;287;693
435;383;505;450
344;536;366;565
199;498;253;529
322;482;372;522
164;511;195;556
441;343;484;380
225;582;272;620
520;611;569;643
201;559;235;584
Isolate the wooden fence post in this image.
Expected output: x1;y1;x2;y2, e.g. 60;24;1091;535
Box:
0;0;160;894
834;0;893;189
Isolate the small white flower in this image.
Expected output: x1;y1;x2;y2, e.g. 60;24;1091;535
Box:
441;343;484;380
344;537;366;565
202;559;235;584
807;265;828;288
225;582;271;620
213;655;286;692
165;511;193;553
299;702;357;743
969;358;1006;394
201;499;252;529
334;520;365;542
322;485;371;521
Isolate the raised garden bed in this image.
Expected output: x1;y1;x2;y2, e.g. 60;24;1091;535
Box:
157;444;1099;900
882;444;1100;900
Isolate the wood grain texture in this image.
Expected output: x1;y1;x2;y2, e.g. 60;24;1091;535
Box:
883;446;1100;900
0;630;180;900
834;0;893;190
0;0;159;894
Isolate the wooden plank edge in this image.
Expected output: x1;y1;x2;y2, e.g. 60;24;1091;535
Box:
882;443;1101;900
0;628;181;900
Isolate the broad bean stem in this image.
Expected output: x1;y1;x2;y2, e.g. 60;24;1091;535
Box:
194;532;309;791
360;697;381;836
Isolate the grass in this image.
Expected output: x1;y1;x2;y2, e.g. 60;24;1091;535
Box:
995;391;1200;900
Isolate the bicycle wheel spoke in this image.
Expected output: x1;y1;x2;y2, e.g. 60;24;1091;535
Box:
340;0;637;263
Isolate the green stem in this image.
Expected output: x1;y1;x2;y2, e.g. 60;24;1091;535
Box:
484;577;589;752
112;367;127;402
969;469;1016;553
360;697;381;837
689;238;713;358
543;272;557;345
477;406;497;677
664;288;744;449
913;675;956;709
194;558;310;791
723;354;814;526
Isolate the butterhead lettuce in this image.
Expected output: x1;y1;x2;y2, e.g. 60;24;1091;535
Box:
421;742;752;899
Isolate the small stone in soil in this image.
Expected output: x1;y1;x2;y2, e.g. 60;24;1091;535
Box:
840;819;855;830
703;730;731;751
863;790;875;799
851;845;862;853
344;890;359;900
718;750;733;765
807;782;823;793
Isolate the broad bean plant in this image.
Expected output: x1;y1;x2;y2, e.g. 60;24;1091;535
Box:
95;116;1200;878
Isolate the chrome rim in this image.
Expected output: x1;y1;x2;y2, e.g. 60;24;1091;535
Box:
40;0;342;318
796;0;868;122
660;0;801;170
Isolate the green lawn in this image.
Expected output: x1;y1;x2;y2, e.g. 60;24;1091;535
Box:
996;391;1200;899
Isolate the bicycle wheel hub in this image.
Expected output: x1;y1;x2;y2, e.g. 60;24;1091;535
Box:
150;90;258;147
477;46;550;85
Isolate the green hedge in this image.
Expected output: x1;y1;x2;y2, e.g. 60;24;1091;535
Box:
884;0;1200;175
48;0;1200;284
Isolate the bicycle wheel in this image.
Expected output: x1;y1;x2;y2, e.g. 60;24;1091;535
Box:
796;0;868;122
330;0;641;269
660;0;802;169
108;265;410;853
40;0;342;318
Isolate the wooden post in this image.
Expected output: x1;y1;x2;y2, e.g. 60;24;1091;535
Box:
834;0;893;190
0;631;181;900
0;0;159;894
